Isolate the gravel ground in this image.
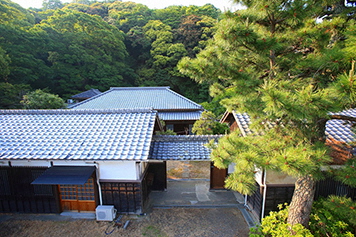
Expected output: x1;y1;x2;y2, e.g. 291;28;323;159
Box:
0;208;250;237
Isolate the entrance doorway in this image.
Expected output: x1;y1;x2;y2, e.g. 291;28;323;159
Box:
210;164;228;190
148;161;228;191
58;177;97;212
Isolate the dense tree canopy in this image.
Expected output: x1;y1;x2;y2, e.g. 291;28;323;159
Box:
192;111;229;135
21;89;65;109
0;0;220;106
33;9;130;97
179;0;356;228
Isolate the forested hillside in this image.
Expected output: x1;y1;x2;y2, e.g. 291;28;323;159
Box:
0;0;222;108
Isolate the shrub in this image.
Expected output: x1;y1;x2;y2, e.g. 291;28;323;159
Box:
250;197;356;237
249;204;313;237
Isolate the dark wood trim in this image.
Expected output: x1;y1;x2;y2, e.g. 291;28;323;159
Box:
265;183;295;187
99;179;141;183
100;181;142;213
158;109;203;112
0;166;60;213
210;163;228;190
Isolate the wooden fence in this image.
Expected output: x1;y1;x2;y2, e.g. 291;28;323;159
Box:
0;167;60;213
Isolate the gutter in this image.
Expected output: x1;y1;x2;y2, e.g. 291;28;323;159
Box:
91;162;103;205
261;169;267;221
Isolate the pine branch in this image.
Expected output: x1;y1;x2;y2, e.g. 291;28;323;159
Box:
330;114;356;122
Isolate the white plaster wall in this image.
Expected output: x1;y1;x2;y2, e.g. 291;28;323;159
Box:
227;163;265;186
96;161;137;181
227;163;235;173
255;169;264;186
266;170;296;185
141;162;148;175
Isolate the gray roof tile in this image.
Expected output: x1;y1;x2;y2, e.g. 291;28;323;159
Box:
71;88;102;99
327;108;356;144
229;110;356;144
159;111;202;121
149;135;222;161
0;109;157;161
69;87;203;120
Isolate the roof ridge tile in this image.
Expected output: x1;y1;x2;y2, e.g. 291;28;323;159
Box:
110;86;170;90
0;108;156;115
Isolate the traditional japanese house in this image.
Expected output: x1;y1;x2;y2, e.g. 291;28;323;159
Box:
69;87;204;135
0;108;162;214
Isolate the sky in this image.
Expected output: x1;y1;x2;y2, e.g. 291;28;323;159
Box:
11;0;241;11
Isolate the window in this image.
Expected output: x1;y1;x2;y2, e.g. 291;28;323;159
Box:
59;178;95;201
166;124;174;131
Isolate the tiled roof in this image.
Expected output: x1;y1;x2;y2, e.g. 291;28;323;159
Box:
149;135;222;161
0;109;157;161
228;110;356;145
71;88;102;99
69;87;203;113
159;111;202;121
327;108;356;144
232;112;254;137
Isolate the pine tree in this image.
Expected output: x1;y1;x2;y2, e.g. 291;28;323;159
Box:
178;0;356;228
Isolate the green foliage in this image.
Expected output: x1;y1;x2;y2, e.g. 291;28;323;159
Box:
0;46;10;80
251;197;356;237
0;82;30;109
179;1;356;226
63;3;91;12
153;6;189;29
156;120;177;135
192;111;229;135
178;0;356;187
176;14;216;57
42;0;63;10
156;130;177;135
333;61;356;108
0;0;35;26
331;157;356;187
200;84;236;117
33;9;130;96
108;1;152;33
250;204;313;237
153;4;220;29
310;196;356;237
0;24;52;86
210;126;332;195
0;0;219;104
21;89;65;109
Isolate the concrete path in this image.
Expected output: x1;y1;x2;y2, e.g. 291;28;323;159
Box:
148;179;256;227
149;179;244;207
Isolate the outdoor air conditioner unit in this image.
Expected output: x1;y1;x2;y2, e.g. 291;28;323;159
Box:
96;205;116;221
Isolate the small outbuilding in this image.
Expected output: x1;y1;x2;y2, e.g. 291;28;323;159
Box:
220;109;356;220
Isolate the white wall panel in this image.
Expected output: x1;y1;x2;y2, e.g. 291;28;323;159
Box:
97;161;137;180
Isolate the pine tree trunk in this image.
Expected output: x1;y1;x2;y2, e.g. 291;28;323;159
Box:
287;174;316;228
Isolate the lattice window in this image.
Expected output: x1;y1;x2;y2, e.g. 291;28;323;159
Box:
77;178;95;201
60;185;77;200
60;178;95;201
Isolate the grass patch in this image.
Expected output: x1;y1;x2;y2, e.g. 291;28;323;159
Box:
142;225;167;237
